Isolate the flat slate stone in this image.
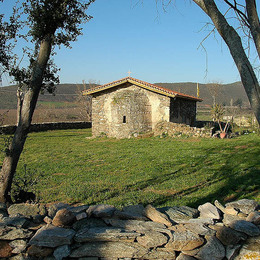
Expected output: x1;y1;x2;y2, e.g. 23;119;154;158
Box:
114;210;148;221
144;205;172;227
53;245;71;260
214;200;226;213
246;211;260;225
225;199;259;214
216;226;246;245
0;216;29;228
223;213;246;225
114;205;148;221
228;220;260;236
104;219;166;231
198;202;222;220
184;223;216;236
8;254;28;260
67;204;89;214
160;206;199;223
0;226;33;240
9;239;27;254
176;253;197;260
137;231;168;248
234;236;260;260
75;227;140;242
27;245;53;257
166;229;204;251
8;203;47;218
226;244;241;260
76;212;87;221
185;218;215;225
194;236;225;260
29;224;75;247
182;247;201;257
70;242;148;258
143;248;176;259
72;217;107;231
122;204;146;216
87;204;116;218
215;200;240;216
241;235;260;252
225;207;240;215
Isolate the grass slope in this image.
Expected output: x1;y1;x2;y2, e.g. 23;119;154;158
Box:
1;129;259;208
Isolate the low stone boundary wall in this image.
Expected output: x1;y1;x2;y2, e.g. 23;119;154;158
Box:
0;121;92;135
0;199;259;259
154;121;214;138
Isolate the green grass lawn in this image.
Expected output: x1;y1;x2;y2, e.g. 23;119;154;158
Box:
1;129;259;208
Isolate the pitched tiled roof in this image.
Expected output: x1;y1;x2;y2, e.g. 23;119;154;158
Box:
82;77;202;102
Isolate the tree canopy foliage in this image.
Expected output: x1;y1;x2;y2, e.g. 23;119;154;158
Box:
1;0;95;88
0;0;95;203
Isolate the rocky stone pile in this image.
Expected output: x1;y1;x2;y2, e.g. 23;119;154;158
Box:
0;199;259;259
154;121;213;138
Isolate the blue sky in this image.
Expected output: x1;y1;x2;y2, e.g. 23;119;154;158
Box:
1;0;257;86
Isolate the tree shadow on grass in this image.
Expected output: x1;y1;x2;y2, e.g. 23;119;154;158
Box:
149;146;260;208
90;146;221;205
83;138;259;208
91;168;182;205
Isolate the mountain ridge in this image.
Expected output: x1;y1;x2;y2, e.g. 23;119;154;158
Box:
0;81;249;109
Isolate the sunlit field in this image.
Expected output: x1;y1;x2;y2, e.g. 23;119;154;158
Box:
0;129;259;208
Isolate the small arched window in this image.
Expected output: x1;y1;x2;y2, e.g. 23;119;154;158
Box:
123;116;126;123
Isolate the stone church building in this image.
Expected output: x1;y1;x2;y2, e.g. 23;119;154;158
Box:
83;77;202;138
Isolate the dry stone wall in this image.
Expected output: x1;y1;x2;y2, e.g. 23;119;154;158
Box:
0;122;91;135
154;121;213;138
0;199;259;259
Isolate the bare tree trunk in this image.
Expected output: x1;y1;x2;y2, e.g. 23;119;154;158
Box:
246;0;260;60
16;87;23;126
0;35;53;203
193;0;260;125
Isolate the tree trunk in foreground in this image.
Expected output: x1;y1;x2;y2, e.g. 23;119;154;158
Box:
193;0;260;125
246;0;260;60
0;35;52;203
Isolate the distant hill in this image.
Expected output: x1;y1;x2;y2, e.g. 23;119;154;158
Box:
156;82;249;107
0;81;249;109
0;83;93;109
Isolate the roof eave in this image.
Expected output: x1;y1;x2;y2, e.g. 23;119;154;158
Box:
176;95;203;102
82;77;202;101
82;79;129;95
127;78;177;98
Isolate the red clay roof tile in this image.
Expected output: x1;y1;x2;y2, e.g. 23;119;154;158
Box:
83;76;202;102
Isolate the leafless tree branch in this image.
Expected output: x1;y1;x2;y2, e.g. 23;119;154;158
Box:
224;0;250;27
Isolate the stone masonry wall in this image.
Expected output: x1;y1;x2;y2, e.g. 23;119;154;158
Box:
154;121;213;138
0;199;259;259
92;83;170;138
